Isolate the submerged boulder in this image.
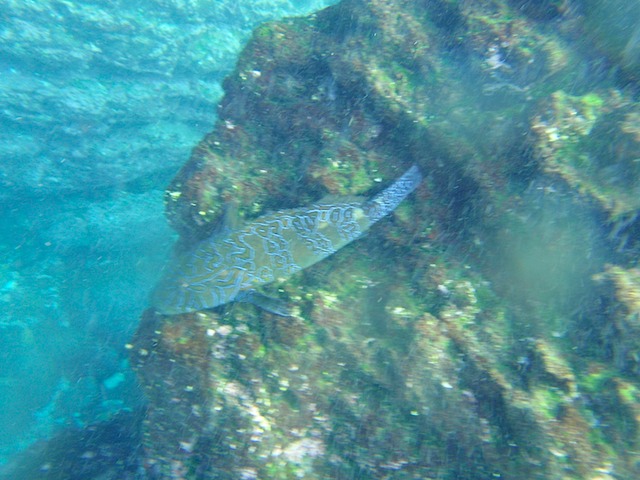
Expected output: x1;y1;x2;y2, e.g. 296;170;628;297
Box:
124;0;640;478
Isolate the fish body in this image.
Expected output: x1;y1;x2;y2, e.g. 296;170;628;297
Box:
152;165;422;314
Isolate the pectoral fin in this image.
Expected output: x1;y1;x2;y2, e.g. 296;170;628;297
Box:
235;290;293;317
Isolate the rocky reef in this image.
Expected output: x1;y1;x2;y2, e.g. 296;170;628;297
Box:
126;0;640;478
6;0;640;478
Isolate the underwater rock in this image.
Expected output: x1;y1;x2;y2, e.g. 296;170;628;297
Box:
532;89;640;222
164;0;596;244
0;411;144;480
593;265;640;374
132;0;640;478
582;0;640;80
0;0;336;198
129;310;213;478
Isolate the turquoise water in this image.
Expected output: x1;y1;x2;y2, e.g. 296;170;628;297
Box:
1;1;640;479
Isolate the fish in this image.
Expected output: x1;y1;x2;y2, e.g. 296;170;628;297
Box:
151;164;422;315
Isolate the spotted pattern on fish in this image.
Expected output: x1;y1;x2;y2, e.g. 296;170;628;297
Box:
151;165;422;314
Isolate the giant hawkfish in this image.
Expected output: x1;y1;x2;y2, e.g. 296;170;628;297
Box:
151;165;422;315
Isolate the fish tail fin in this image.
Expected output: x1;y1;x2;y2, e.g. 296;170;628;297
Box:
363;165;422;224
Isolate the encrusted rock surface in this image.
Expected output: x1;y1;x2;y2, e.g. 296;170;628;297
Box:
126;1;640;479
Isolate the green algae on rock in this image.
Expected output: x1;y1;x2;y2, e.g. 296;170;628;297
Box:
131;0;640;478
593;265;640;374
532;89;640;221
